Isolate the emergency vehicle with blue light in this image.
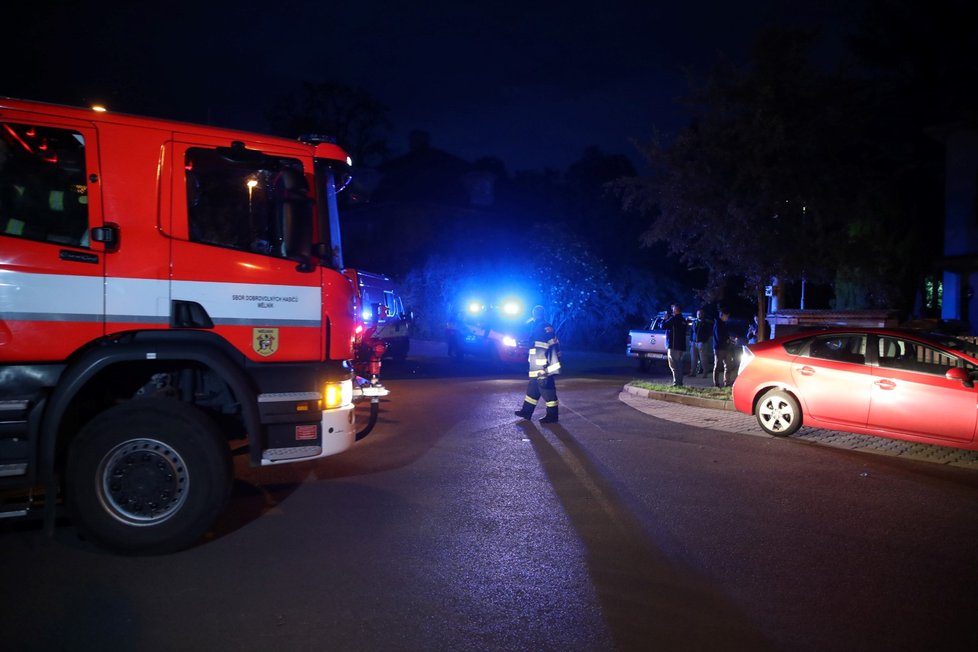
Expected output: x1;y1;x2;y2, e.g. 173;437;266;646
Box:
0;97;374;553
445;296;531;364
345;268;411;363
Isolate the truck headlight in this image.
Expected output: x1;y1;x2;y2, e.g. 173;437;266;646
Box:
502;335;517;348
324;378;353;409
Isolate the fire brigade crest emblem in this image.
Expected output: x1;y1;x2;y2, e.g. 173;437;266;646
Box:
253;328;279;357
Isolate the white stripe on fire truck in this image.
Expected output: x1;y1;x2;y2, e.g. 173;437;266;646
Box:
1;272;324;327
171;279;322;325
0;270;103;315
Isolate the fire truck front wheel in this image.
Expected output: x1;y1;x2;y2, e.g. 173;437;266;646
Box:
65;399;232;554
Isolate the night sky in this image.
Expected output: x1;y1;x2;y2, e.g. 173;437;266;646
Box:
3;1;863;171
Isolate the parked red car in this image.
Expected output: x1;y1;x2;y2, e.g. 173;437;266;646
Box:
732;328;978;450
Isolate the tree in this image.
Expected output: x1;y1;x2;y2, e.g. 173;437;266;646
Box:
614;27;930;311
563;146;638;269
266;81;391;168
526;224;624;347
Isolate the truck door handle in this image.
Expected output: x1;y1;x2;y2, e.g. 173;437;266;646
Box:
59;249;100;264
798;366;815;376
874;379;896;390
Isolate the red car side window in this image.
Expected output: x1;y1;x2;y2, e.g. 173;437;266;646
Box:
809;335;866;365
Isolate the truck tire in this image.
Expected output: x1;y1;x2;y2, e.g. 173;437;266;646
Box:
65;399;232;554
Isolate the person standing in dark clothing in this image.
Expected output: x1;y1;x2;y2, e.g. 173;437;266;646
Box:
662;303;687;387
746;314;771;343
514;305;561;423
690;309;714;377
712;308;738;387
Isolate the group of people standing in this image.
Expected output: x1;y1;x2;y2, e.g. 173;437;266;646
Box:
663;304;767;388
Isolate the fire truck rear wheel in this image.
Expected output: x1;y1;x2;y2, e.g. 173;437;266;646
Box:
66;399;232;554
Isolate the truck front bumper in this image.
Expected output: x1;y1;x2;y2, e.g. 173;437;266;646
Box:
260;403;356;465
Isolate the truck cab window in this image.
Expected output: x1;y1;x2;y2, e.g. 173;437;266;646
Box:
186;147;312;259
0;123;89;247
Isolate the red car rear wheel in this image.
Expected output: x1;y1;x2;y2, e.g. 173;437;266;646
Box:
756;389;802;436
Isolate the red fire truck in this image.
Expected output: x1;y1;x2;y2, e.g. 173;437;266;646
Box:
0;97;371;552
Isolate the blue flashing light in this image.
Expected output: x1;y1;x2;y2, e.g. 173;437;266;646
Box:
500;299;523;317
467;301;485;315
361;308;373;321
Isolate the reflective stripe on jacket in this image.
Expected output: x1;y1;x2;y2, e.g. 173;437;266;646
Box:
527;320;561;378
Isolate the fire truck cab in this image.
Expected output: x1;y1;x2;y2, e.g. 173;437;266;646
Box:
0;98;364;553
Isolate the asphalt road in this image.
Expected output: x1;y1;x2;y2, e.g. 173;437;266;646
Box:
2;343;978;651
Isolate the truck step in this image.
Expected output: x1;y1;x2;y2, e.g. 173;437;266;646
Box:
0;462;28;478
0;485;35;519
262;446;322;463
0;400;31;440
0;503;31;519
0;399;30;417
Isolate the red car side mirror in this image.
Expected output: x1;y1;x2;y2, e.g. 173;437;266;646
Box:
945;367;973;387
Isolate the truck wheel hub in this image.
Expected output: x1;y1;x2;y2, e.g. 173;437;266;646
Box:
97;438;189;525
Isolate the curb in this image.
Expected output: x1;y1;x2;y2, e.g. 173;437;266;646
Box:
623;382;736;411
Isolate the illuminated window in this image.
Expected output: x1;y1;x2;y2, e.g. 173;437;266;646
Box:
923;276;943;312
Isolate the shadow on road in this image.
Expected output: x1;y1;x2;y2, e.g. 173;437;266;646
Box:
517;419;773;651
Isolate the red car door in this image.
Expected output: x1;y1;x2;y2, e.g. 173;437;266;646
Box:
791;334;873;428
869;337;977;442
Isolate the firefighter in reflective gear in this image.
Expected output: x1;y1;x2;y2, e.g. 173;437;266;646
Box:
514;305;561;423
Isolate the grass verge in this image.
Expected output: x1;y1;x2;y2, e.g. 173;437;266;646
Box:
631;380;732;400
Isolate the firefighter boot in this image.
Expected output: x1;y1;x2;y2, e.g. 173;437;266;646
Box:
540;406;558;424
514;400;535;419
